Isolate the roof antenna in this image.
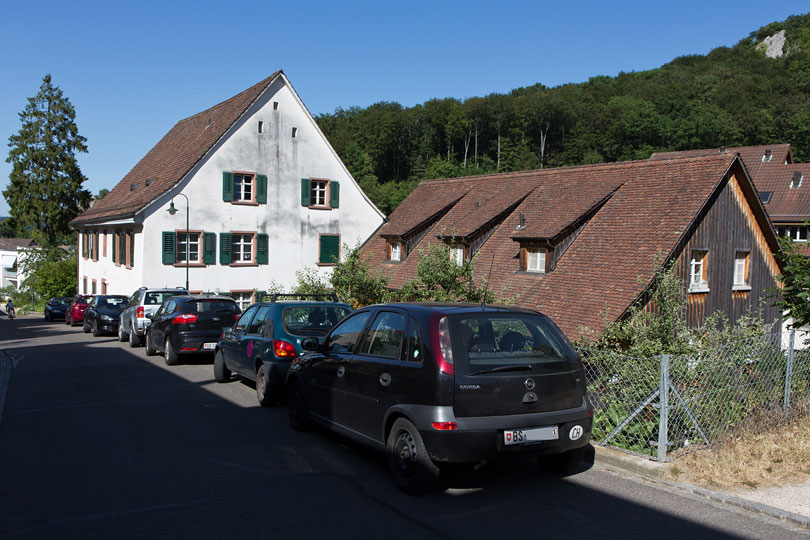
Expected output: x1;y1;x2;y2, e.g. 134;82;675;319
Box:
481;253;496;310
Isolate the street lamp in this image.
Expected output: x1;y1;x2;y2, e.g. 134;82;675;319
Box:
167;193;189;291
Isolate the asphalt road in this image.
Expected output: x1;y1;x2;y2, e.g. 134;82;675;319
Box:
0;315;807;540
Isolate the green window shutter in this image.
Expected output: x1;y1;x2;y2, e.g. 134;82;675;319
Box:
119;233;126;264
256;233;269;264
257;174;267;204
162;232;176;265
222;171;234;202
111;232;117;262
203;232;216;264
300;178;311;206
219;233;232;265
319;235;340;264
329;180;340;209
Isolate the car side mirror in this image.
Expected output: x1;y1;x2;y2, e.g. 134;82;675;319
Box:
145;313;154;320
221;327;233;335
301;337;320;352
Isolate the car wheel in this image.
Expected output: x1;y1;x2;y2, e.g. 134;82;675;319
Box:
70;316;79;327
65;315;71;326
44;312;50;322
144;330;157;356
92;320;102;337
256;364;273;407
118;322;128;342
213;350;231;383
540;446;586;474
128;324;142;347
386;418;440;495
164;337;179;366
83;319;91;333
287;380;310;431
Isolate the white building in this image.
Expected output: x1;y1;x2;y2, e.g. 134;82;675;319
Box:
71;71;384;307
0;238;36;290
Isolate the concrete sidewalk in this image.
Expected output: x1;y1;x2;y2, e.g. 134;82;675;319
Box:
593;446;810;530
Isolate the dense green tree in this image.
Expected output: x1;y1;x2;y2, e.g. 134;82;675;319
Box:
5;75;91;247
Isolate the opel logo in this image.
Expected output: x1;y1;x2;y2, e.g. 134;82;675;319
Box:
524;378;536;390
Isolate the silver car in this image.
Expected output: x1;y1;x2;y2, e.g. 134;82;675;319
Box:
118;287;187;347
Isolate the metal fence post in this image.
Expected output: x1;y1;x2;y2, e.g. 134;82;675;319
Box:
784;329;795;416
657;354;670;462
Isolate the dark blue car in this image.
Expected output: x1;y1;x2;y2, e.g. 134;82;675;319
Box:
44;297;71;321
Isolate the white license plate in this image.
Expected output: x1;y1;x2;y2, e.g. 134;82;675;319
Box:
504;426;559;445
203;342;217;350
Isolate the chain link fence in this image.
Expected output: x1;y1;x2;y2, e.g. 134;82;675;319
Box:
579;330;810;461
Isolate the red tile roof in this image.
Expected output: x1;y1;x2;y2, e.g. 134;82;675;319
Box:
362;155;762;338
650;144;793;167
71;72;283;225
753;163;810;223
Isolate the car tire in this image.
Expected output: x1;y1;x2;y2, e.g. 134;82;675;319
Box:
256;364;274;407
128;325;142;347
164;337;179;366
83;319;91;333
92;320;102;337
213;350;231;383
386;418;440;495
287;380;310;431
70;316;79;327
118;322;128;342
44;312;50;322
540;446;586;474
144;330;157;356
65;315;71;326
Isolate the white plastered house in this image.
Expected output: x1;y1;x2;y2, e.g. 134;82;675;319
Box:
71;71;384;308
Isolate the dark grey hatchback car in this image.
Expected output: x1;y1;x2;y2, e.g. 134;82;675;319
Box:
286;303;593;493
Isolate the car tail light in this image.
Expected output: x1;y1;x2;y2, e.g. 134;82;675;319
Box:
233;314;241;321
180;346;197;351
273;339;297;359
432;315;454;375
137;306;144;319
173;314;198;324
431;421;457;430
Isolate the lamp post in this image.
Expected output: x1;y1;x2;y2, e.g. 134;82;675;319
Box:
167;193;190;291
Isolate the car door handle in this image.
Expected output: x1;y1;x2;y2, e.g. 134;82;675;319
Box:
379;373;391;386
336;365;345;377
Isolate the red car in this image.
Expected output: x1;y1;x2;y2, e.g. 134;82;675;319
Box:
65;295;94;327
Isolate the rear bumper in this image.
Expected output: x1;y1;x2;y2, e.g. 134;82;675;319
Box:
173;331;223;354
392;401;593;463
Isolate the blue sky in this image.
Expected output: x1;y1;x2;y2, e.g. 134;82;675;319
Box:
1;1;808;217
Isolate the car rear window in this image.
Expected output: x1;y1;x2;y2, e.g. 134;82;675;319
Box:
144;291;184;305
76;297;91;305
98;297;127;309
448;313;579;376
283;305;352;337
182;299;240;314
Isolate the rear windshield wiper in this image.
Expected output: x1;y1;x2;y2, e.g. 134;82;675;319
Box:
470;365;533;376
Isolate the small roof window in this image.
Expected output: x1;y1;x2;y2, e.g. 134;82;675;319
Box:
759;191;773;203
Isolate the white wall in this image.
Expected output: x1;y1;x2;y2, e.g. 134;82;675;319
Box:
77;76;383;298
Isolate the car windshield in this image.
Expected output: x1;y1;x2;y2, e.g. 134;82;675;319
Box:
448;313;579;376
98;296;127;310
283;305;352;337
51;298;69;306
76;297;91;305
183;300;240;314
144;291;184;305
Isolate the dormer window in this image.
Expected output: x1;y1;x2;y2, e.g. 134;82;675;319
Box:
526;248;546;273
387;241;402;262
790;171;803;189
450;245;465;266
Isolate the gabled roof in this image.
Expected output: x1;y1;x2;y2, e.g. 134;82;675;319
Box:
0;238;36;251
756;163;810;222
650;144;793;167
362;155;770;337
71;71;282;225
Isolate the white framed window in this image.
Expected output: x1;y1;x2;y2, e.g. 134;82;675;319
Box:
230;291;253;311
176;232;201;264
311;180;328;207
689;250;709;292
232;233;254;263
390;242;401;262
234;174;254;202
450;245;465;266
526;248;546;273
734;251;750;290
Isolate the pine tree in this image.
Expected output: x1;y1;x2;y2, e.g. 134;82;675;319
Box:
4;74;91;246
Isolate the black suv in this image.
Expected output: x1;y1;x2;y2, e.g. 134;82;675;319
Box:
215;294;352;406
287;303;593;493
144;295;241;365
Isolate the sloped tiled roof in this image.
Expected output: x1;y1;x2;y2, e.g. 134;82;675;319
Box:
0;238;35;251
650;144;793;167
756;163;810;222
362;155;761;338
72;71;283;225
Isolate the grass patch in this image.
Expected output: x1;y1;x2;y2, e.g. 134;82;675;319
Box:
665;412;810;490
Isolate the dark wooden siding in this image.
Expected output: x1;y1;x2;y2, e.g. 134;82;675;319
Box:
652;173;782;329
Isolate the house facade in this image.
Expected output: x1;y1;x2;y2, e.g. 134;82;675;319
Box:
360;155;782;339
0;238;36;290
71;72;384;307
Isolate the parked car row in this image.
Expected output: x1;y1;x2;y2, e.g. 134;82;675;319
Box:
49;289;594;494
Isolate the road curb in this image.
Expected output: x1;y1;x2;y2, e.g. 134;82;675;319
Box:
592;445;810;530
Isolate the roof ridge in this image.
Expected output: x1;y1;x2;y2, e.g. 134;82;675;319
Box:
175;71;282;125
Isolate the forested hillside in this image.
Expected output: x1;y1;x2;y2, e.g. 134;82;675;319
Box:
316;13;810;214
